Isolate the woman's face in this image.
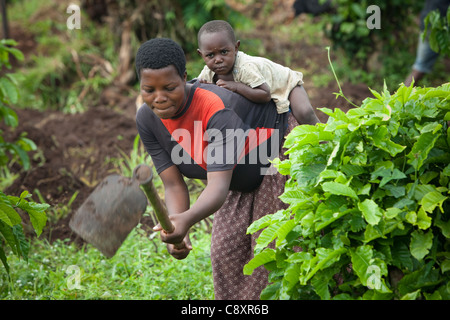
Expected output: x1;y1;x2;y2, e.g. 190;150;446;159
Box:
140;65;187;119
197;30;239;76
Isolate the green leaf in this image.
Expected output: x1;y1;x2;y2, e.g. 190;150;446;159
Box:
322;181;358;199
304;248;347;282
282;263;301;294
0;245;9;274
243;249;276;275
3;46;24;61
0;105;18;127
247;214;272;235
276;219;296;246
410;230;433;260
7;143;31;170
401;289;421;300
0;77;19;104
0;220;18;255
0;202;21;226
392;240;414;271
370;126;406;157
435;216;450;238
398;262;440;296
358;199;383;225
407;131;440;171
12;224;29;261
311;272;331;300
279;189;307;206
350;245;373;286
440;259;450;273
0;205;13;226
416;207;432;230
27;209;47;237
420;191;447;213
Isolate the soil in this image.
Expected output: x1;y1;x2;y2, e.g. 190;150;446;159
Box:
2;4;378;245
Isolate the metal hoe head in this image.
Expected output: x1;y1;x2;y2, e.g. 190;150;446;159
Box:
69;172;148;258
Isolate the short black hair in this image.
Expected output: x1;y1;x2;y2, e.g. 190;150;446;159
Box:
197;20;236;47
135;38;186;80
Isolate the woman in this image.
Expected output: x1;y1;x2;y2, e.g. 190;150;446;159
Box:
135;38;318;299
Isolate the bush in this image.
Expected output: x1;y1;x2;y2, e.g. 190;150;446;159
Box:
244;78;450;299
323;0;423;70
0;39;49;274
423;6;450;57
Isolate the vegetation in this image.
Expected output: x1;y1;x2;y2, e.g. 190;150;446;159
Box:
1;0;449;301
244;52;450;299
1;228;213;299
0;39;49;275
423;6;450;57
322;0;423;69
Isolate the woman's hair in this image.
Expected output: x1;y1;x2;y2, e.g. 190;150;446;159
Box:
135;38;186;80
197;20;236;46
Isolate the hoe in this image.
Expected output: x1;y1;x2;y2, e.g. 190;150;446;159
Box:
69;164;184;258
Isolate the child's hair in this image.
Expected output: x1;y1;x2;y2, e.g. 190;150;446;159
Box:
197;20;236;46
135;38;186;80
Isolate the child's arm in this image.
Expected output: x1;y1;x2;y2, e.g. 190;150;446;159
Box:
216;79;272;103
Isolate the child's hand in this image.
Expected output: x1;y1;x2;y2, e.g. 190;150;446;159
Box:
198;78;210;84
216;79;238;92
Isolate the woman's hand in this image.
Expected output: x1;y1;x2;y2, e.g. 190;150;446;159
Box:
153;214;193;259
153;212;191;245
166;234;193;260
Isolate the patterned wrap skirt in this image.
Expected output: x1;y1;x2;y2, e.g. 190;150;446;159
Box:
210;113;297;300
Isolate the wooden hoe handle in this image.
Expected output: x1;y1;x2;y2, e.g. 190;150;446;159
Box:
133;164;185;250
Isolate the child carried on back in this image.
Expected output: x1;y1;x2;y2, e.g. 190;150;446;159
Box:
196;20;319;125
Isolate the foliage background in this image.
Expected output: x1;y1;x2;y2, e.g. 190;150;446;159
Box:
0;0;449;300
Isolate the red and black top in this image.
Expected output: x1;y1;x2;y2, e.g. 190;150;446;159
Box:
136;80;288;192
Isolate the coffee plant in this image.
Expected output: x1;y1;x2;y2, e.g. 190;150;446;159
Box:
244;77;450;299
323;0;423;69
423;6;450;57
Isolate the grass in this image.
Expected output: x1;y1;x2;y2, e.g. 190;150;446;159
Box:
0;130;214;300
0;227;214;300
9;0;120;112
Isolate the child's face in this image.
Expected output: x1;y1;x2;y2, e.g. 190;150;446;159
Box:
197;31;240;76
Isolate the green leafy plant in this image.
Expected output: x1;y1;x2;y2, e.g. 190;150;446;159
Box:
244;60;450;299
423;6;450;57
323;0;422;70
0;191;49;274
0;39;49;274
0;39;36;172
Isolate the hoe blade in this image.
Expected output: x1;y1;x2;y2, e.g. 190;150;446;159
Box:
69;174;148;258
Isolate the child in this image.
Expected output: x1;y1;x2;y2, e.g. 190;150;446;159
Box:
196;20;320;126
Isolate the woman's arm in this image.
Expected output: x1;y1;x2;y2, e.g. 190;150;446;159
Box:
159;165;190;215
155;165;192;259
157;168;233;246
